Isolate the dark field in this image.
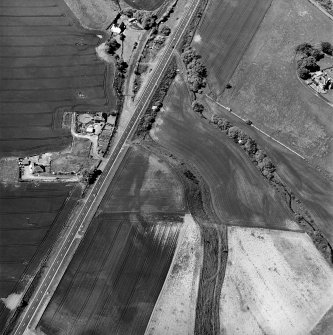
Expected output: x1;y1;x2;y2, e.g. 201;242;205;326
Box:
0;0;116;157
192;0;272;97
152;75;293;229
39;147;186;334
123;0;166;11
0;183;81;331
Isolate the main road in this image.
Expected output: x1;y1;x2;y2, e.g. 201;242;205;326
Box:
12;0;201;334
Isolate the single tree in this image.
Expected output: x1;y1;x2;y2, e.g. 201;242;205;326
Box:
297;67;311;79
321;41;333;55
192;101;204;114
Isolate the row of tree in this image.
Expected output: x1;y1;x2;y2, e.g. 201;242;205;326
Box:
211;115;276;178
181;47;207;92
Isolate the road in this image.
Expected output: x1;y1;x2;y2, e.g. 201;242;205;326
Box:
12;1;201;334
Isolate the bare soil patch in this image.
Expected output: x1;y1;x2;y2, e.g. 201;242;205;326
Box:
220;226;333;335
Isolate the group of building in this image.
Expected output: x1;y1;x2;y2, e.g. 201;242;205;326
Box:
306;67;333;94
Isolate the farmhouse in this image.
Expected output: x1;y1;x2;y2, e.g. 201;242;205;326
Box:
307;68;333;93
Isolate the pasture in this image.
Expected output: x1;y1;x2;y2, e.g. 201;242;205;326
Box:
192;0;272;97
39;146;186;334
220;0;333;175
220;226;333;335
0;0;115;158
0;183;80;333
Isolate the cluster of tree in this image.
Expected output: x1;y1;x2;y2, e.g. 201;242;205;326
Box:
105;37;120;55
192;101;204;114
181;47;207;92
321;41;333;55
82;169;102;185
134;11;157;30
211;115;276;178
159;24;171;36
114;55;128;75
315;0;333;15
295;42;324;79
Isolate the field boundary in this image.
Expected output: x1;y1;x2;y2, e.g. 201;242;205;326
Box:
205;95;306;160
307;0;333;20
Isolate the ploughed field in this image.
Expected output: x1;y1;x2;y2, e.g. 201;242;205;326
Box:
39;146;186;335
152;75;293;229
123;0;166;11
0;0;115;157
192;0;272;97
0;183;80;332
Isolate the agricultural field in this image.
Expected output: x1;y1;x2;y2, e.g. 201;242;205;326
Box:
0;0;115;158
145;214;203;335
0;183;81;333
123;0;166;11
220;0;333;174
38;146;186;334
192;0;272;96
220;226;333;335
152;75;294;229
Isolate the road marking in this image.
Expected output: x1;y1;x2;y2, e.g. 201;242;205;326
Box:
14;1;201;333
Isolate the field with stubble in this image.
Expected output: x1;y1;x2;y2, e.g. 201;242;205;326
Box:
220;226;333;335
39;146;187;335
0;0;115;158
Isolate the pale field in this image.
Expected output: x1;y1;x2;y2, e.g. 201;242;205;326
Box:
64;0;120;30
144;214;203;335
220;226;333;335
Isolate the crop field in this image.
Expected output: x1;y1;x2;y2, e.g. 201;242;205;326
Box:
39;146;186;334
123;0;166;11
220;0;333;174
220;226;333;335
192;0;272;97
0;0;115;158
0;183;80;332
152;75;293;229
145;214;203;335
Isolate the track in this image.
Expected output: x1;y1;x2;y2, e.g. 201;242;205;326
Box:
12;0;201;333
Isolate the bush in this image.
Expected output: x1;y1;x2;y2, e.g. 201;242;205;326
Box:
135;63;149;75
122;8;134;18
106;38;120;54
321;41;333;55
299;56;320;72
295;42;313;56
244;138;257;154
227;126;241;139
311;48;324;61
192;101;204;114
159;24;171;36
181;48;199;65
255;149;266;162
142;13;157;29
297;67;311;80
217;118;231;131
